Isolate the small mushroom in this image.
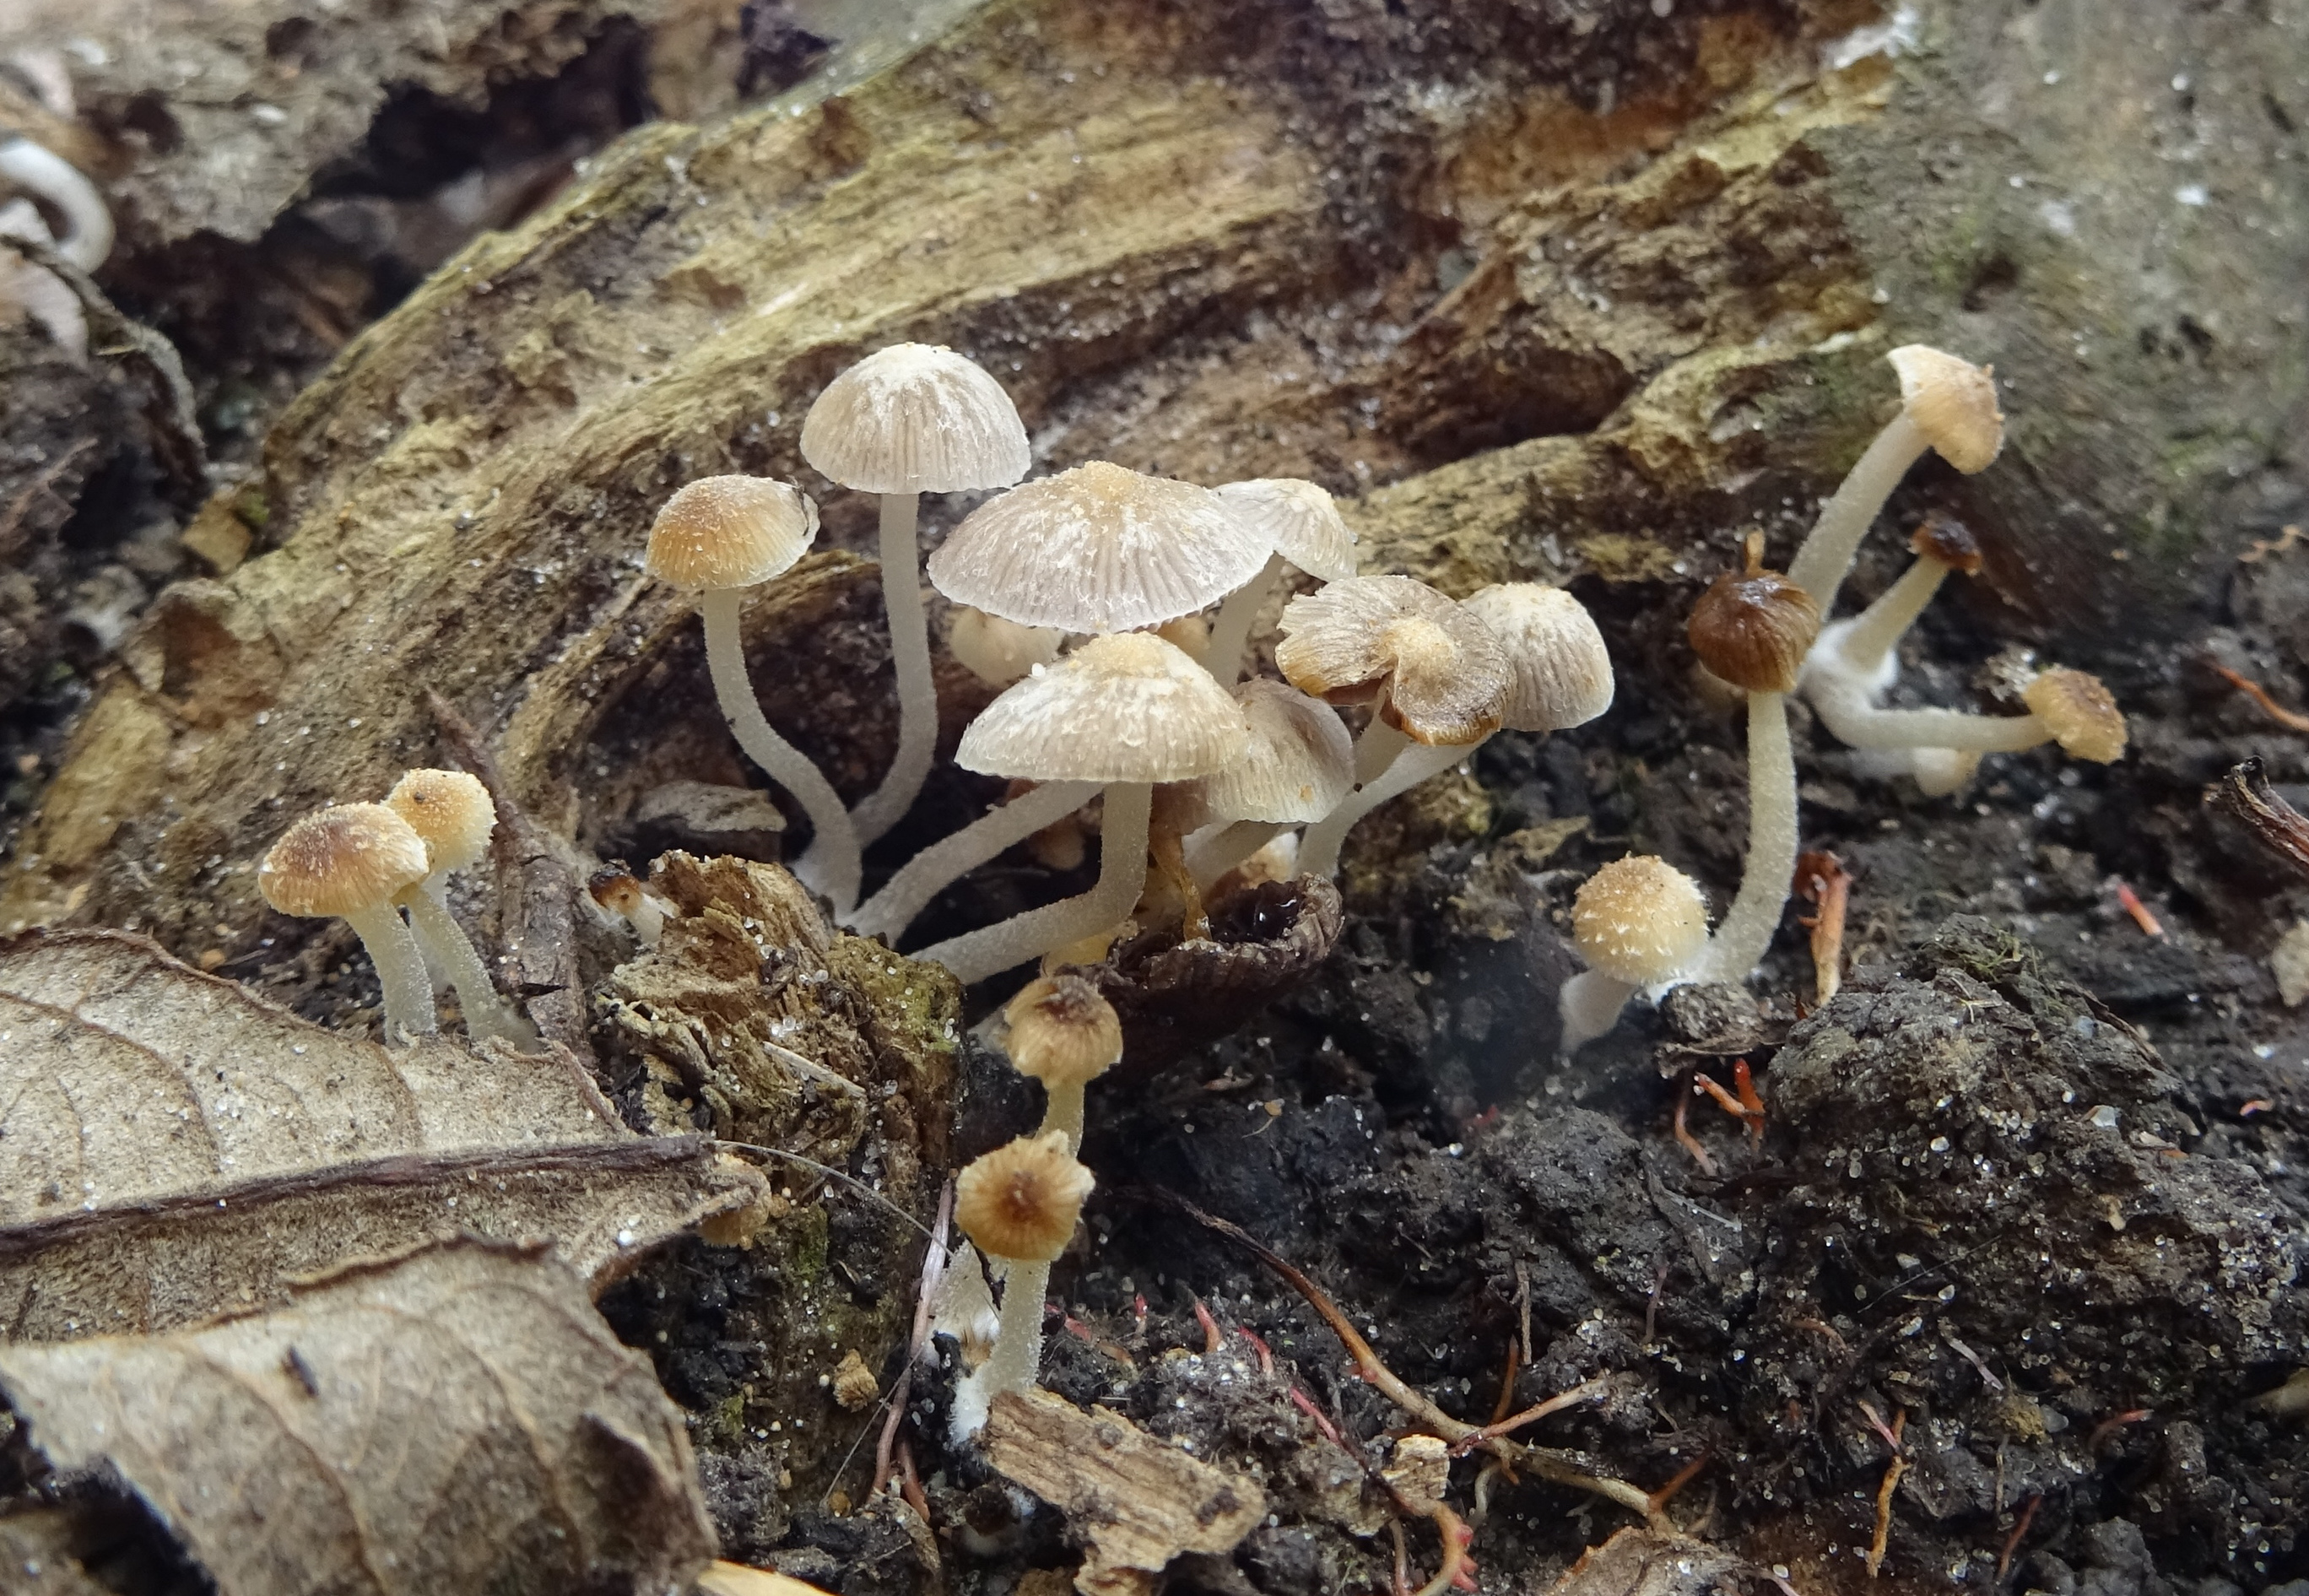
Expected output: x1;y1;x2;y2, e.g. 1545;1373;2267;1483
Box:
588;864;674;947
949;1130;1095;1439
947;606;1063;688
1203;478;1360;684
801;344;1031;844
384;768;535;1047
998;971;1123;1150
1558;855;1711;1054
1177;678;1355;891
644;474;862;914
257;803;437;1041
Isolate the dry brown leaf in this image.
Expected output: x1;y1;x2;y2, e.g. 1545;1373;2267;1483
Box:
0;1240;715;1596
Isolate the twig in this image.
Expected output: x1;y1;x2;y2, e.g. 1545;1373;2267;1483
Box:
1672;1074;1718;1175
1410;1499;1475;1596
1645;1451;1709;1513
1488;1337;1521;1426
1192;1296;1223;1354
1459;1377;1609;1450
2112;881;2165;938
2086;1408;2152;1453
1794;849;1851;1004
2209;662;2309;733
872;1180;953;1496
1864;1407;1906;1578
1734;1060;1766;1147
1996;1492;2041;1582
1514;1261;1533;1365
1694;1072;1758;1129
715;1142;937;1241
2211;759;2309;878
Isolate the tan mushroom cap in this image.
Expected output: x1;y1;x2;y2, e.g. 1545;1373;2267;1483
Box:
1461;583;1614;733
954;1130;1095;1262
1572;856;1711;985
1171;678;1354;829
955;631;1250;784
1886;345;2003;474
1274;575;1511;746
644;475;819;591
259;803;432;919
2023;668;2127;762
800;343;1031;494
1687;545;1820;695
1001;972;1123;1090
948;606;1063;688
926;461;1272;634
1908;511;1983;576
1215;478;1359;582
385;768;495;875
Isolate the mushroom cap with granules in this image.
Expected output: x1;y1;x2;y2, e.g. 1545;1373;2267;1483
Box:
955;631;1249;785
1886;345;2003;474
1171;678;1353;830
1460;582;1614;733
1001;972;1123;1090
2022;668;2127;763
259;803;432;919
1571;856;1710;986
385;768;495;875
955;1130;1095;1263
644;475;819;591
1908;511;1983;576
1215;478;1359;582
926;462;1271;635
801;343;1030;495
1687;550;1820;695
1274;575;1511;746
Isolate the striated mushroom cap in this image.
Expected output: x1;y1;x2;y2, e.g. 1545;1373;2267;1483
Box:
926;462;1270;634
1171;678;1355;829
1461;582;1614;733
2023;668;2127;763
1572;856;1710;986
386;768;495;875
1688;544;1820;695
1214;478;1359;582
644;475;819;591
955;631;1250;784
259;803;431;919
1273;575;1510;746
955;1130;1095;1263
1886;345;2003;474
1001;972;1124;1090
800;343;1030;494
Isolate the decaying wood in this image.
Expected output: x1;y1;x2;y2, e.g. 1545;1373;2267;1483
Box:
1543;1528;1749;1596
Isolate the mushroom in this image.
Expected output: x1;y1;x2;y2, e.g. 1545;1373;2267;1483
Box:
1784;345;2003;614
1558;856;1711;1053
588;865;673;947
644;474;862;914
925;460;1272;636
1177;678;1355;891
909;632;1251;984
383;768;536;1047
949;1129;1095;1439
1203;478;1360;684
0;137;111;359
998;971;1123;1150
801;344;1032;844
948;606;1063;688
257;803;437;1041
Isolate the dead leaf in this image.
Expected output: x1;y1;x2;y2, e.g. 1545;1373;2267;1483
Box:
985;1387;1267;1596
0;1240;715;1596
1544;1528;1748;1596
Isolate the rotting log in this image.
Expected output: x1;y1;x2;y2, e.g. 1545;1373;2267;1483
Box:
6;0;2307;951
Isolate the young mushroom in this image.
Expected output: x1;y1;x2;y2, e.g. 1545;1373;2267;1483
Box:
1203;478;1360;685
1178;678;1356;891
948;606;1063;689
258;803;436;1041
384;768;536;1047
949;1129;1095;1440
588;865;673;948
998;971;1123;1150
801;344;1032;844
644;475;862;914
1558;855;1711;1054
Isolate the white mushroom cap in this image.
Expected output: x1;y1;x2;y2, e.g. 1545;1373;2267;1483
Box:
259;803;432;919
385;768;495;874
1571;856;1710;985
1273;574;1511;745
1885;345;2003;473
1215;478;1359;582
955;631;1250;784
1171;679;1354;828
926;462;1272;634
948;606;1063;688
1460;583;1614;733
644;475;819;590
800;343;1031;494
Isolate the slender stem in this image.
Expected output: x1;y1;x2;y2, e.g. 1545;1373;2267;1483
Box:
1786;413;1928;614
1354;717;1412;785
1185;819;1288;891
1693;692;1798;985
1041;1080;1086;1153
914;782;1153;985
403;879;537;1047
343;901;437;1041
1808;673;2052;754
852;492;935;845
1833;556;1949;680
845;780;1101;941
949;1252;1053;1440
1557;969;1640;1056
700;586;862;914
1204;552;1286;687
1298;738;1477;880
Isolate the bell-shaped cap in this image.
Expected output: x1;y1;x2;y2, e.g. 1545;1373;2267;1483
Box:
1461;583;1614;733
800;343;1031;494
948;606;1063;688
1171;679;1353;829
1688;544;1820;695
1001;972;1123;1090
1215;478;1359;582
1887;345;2003;474
955;1130;1095;1262
645;475;819;591
1274;574;1510;745
1908;511;1983;575
2023;668;2127;762
259;803;431;919
1572;856;1710;985
955;631;1249;784
385;768;495;874
926;462;1271;634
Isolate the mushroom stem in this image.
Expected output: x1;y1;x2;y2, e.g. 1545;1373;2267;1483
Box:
340;901;438;1041
1785;412;1928;616
914;782;1153;985
1041;1082;1087;1152
402;879;538;1047
1559;969;1640;1056
1298;738;1472;881
851;492;936;845
700;586;862;914
846;779;1101;941
1806;672;2054;754
1691;692;1798;985
950;1255;1052;1438
1830;555;1951;681
1185;819;1288;891
0;138;112;269
1203;551;1288;687
1354;718;1411;784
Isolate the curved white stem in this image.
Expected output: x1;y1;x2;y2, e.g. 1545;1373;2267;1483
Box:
1785;412;1928;614
1353;718;1410;785
403;879;537;1047
700;586;862;914
1203;552;1286;687
1833;556;1950;680
915;783;1152;985
1558;968;1639;1056
1691;692;1797;985
846;779;1100;941
852;492;935;844
0;138;111;268
1185;819;1288;891
950;1255;1052;1439
343;902;436;1042
1807;672;2051;754
1298;738;1477;880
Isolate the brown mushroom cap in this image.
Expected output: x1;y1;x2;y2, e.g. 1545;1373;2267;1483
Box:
1001;972;1123;1090
259;803;432;919
1214;478;1359;582
1571;856;1710;985
1908;511;1983;576
1886;345;2003;474
1460;583;1614;732
1273;575;1511;745
644;475;819;591
385;768;495;875
1171;678;1355;829
925;462;1271;634
954;1130;1095;1262
1687;544;1821;695
800;343;1031;494
2022;668;2127;762
954;631;1250;784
